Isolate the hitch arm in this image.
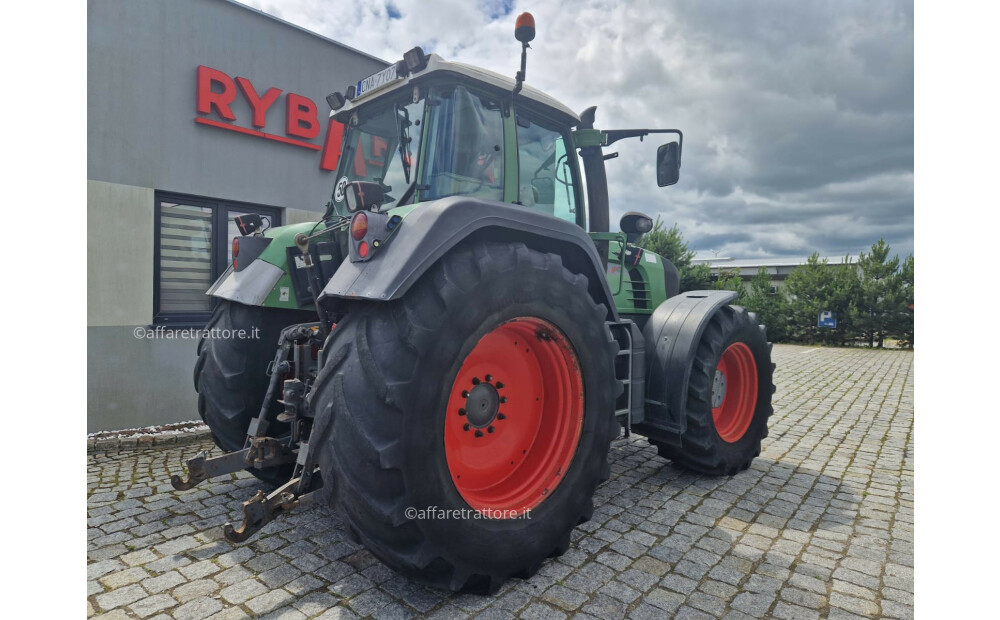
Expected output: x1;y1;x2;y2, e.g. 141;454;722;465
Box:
170;449;251;491
222;476;320;543
170;437;296;491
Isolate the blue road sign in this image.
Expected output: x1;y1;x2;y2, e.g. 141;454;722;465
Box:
818;311;837;328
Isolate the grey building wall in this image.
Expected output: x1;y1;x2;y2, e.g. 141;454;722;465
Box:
88;0;385;209
88;0;387;432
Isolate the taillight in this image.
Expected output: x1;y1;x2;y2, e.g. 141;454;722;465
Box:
232;237;240;258
351;212;368;240
358;241;370;258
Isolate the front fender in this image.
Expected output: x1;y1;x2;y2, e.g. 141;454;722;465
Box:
640;290;738;442
318;196;619;319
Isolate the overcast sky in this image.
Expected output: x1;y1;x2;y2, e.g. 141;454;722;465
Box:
242;0;913;259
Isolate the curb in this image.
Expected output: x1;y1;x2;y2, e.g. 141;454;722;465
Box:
87;426;213;453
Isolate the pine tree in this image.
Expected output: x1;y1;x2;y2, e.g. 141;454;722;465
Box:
856;239;904;348
640;217;712;292
742;267;790;342
784;254;833;343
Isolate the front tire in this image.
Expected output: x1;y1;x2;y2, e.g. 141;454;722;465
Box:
311;242;620;592
194;300;312;485
653;305;775;476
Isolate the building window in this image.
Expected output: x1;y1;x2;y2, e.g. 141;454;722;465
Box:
770;285;778;295
154;192;281;326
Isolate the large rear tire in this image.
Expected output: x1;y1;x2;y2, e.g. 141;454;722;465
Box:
194;300;313;485
310;242;620;592
653;305;775;476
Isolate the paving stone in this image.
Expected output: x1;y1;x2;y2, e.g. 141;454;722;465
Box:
219;579;267;605
520;602;567;620
830;592;880;616
731;592;776;616
172;596;224;620
598;579;640;603
540;585;587;611
99;567;149;589
292;591;340;616
328;572;373;598
128;593;177;618
180;560;221;580
88;560;125;580
120;549;159;567
246;589;295;616
647;588;687;614
772;602;820;620
172;578;218;603
580;593;627;620
95;584;147;611
345;587;394;616
259;607;307;620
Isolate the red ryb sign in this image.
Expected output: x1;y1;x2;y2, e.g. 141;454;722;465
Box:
195;65;344;171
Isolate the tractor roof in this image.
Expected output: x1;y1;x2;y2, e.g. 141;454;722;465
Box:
331;53;580;126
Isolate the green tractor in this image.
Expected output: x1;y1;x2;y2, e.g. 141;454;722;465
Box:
174;13;775;593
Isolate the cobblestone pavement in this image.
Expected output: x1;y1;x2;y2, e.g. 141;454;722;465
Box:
88;345;913;620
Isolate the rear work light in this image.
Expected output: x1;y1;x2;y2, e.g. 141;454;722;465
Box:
351;212;368;240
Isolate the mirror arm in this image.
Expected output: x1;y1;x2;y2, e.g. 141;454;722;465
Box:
603;129;683;156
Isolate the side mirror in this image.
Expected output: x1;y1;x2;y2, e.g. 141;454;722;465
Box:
344;181;384;212
656;142;681;187
233;213;263;236
620;211;654;243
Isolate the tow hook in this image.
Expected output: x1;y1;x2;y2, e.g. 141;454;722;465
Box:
222;476;318;543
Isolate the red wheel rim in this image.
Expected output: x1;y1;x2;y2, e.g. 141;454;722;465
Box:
444;317;584;516
711;342;759;443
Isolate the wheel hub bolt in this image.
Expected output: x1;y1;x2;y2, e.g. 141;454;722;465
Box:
497;413;506;420
485;374;493;382
472;377;481;385
487;426;495;433
495;382;504;389
458;408;466;416
474;429;484;437
463;423;470;431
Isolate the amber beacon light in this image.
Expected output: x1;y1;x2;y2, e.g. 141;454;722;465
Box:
515;12;536;43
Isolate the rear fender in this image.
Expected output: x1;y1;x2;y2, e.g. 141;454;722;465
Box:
640;290;738;443
318;196;619;320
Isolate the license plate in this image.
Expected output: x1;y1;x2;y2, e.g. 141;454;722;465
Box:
356;65;399;98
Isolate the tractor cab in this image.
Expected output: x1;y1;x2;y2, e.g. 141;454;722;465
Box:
326;49;586;227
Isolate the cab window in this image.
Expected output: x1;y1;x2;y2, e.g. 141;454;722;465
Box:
420;86;505;202
516;116;578;223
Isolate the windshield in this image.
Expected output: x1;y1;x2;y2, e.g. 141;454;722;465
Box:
330;91;426;215
328;84;506;216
